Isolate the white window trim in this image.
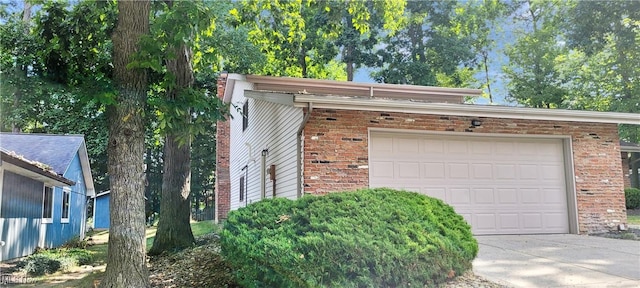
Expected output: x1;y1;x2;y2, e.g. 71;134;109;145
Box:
61;187;70;224
42;186;53;224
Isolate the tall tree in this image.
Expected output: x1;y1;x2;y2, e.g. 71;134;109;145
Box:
102;1;150;287
372;1;475;86
563;0;640;187
502;0;568;108
148;0;198;255
454;0;512;102
231;0;404;80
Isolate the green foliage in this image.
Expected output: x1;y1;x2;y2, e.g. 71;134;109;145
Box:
17;248;93;276
221;188;478;288
19;254;61;276
372;1;475;87
503;0;569;108
61;236;90;250
625;188;640;209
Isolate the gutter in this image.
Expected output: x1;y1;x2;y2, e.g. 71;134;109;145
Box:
296;102;313;198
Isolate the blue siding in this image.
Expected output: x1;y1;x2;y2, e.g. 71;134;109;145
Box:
94;194;110;229
0;171;44;261
43;153;88;248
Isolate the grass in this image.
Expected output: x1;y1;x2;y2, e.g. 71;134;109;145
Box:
627;215;640;225
145;221;216;248
13;221;216;288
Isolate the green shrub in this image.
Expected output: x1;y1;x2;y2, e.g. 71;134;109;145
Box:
66;248;93;265
61;236;89;249
18;248;93;276
626;188;640;209
220;188;478;288
20;254;61;276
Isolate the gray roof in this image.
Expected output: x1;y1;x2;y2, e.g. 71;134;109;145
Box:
0;133;85;175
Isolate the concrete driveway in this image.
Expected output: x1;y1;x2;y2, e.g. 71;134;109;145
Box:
473;234;640;288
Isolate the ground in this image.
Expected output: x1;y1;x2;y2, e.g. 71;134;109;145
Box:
3;210;640;287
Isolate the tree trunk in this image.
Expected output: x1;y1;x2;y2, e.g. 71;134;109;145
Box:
101;1;150;287
482;51;493;104
12;1;32;133
149;132;194;255
148;22;196;255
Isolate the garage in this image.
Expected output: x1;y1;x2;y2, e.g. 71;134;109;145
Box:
369;131;572;235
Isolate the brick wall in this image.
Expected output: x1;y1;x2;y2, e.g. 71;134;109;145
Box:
621;153;631;189
214;73;231;222
303;109;626;234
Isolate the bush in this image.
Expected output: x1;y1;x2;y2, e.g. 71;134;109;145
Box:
61;236;89;249
66;248;93;265
18;248;93;276
19;254;61;276
626;188;640;209
220;188;478;288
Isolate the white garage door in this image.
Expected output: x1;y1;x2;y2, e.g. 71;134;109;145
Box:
369;132;570;235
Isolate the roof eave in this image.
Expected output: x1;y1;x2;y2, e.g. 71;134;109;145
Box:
1;152;75;186
293;95;640;125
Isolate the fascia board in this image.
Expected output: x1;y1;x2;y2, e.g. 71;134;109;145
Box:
293;95;640;125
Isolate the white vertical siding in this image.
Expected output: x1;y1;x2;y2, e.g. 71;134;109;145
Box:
228;80;303;211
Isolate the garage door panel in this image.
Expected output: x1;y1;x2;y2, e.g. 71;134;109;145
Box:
522;213;543;229
471;141;492;154
497;188;518;204
498;214;519;229
542;165;564;180
370;132;570;235
371;161;394;178
422;187;446;201
449;188;471;204
447;140;469;154
449;163;470;178
519;164;539;179
395;138;420;153
422;139;444;153
495;164;517;180
422;163;445;178
495;142;516;155
472;163;493;178
370;136;393;152
473;188;495;204
397;162;420;178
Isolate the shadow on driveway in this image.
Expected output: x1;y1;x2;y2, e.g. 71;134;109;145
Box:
473;234;640;288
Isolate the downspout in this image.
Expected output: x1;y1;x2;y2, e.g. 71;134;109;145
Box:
261;149;269;200
296;102;313;198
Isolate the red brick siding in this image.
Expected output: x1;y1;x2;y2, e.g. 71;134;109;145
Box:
622;153;631;189
215;74;231;222
303;109;626;234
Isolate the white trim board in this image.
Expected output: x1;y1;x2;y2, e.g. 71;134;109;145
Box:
294;95;640;125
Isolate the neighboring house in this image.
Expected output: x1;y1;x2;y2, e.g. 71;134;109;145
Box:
214;74;640;235
0;133;95;254
0;150;75;261
620;141;640;189
92;190;110;229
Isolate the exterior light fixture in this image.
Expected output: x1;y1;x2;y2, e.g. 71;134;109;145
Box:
471;119;483;127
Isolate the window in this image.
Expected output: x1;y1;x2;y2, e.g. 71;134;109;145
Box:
239;175;245;202
42;186;53;223
242;100;249;131
61;188;70;223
